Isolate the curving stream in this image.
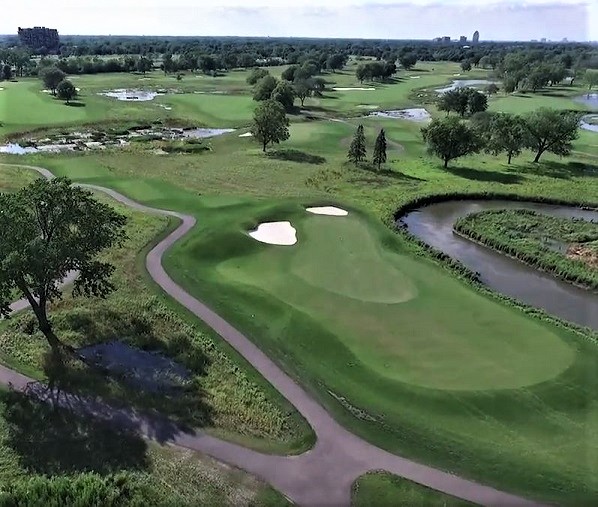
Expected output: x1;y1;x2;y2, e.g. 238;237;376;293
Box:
400;200;598;330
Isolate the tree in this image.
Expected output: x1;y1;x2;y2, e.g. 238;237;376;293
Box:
281;65;298;82
467;89;488;115
1;64;12;81
485;83;500;95
399;53;417;70
293;78;313;107
421;117;482;168
136;56;153;74
253;75;278;101
0;178;127;356
483;113;528;164
246;67;269;85
250;99;290;152
372;129;387;170
56;80;77;104
437;89;470;117
461;60;472;72
524;108;580;163
162;53;175;74
272;80;295;111
40;67;66;96
348;125;367;163
326;54;346;72
199;55;218;75
586;69;598;93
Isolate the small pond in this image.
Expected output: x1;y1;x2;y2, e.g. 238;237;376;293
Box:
575;93;598;110
79;341;191;393
581;114;598;133
435;80;497;94
369;108;431;122
99;89;165;101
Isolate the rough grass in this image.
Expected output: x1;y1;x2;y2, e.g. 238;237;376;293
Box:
352;471;474;506
0;189;312;454
1;60;598;504
454;209;598;289
0;389;289;506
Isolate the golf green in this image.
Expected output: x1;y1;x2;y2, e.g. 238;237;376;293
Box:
215;206;573;391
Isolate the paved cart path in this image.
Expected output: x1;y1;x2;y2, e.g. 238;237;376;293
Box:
0;163;544;507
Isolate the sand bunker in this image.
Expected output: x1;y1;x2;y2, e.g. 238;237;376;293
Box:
249;222;297;246
333;87;375;91
410;76;421;79
357;105;379;109
306;206;348;216
370;108;431;122
239;132;253;137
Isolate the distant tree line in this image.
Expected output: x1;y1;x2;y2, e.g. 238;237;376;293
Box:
1;36;595;78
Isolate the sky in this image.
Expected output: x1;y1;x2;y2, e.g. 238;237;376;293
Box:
4;0;597;42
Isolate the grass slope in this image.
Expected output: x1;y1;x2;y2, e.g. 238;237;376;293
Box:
352;472;474;506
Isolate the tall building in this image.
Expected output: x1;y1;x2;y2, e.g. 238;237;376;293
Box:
472;30;480;44
460;36;467;43
17;27;59;51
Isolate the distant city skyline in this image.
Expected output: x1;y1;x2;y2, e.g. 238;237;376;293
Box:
2;1;596;42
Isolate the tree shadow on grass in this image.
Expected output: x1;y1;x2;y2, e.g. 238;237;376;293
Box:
520;160;598;180
346;163;427;187
267;148;326;165
37;307;214;432
65;101;86;108
1;388;152;476
445;166;525;184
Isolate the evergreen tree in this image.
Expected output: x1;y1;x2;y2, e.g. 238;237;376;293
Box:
348;125;367;163
373;129;387;170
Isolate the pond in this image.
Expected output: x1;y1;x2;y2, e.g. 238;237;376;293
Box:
581;114;598;133
78;341;191;393
369;108;431;122
435;80;498;94
399;200;598;330
575;93;598;110
99;89;165;101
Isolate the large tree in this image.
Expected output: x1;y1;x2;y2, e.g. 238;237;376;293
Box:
136;56;153;74
293;78;313;107
467;89;488;116
0;178;127;355
40;66;66;96
56;80;77;104
246;67;270;85
399;53;417;70
271;80;295;112
253;75;278;101
483;113;529;164
421;117;482;168
373;129;387;170
250;99;290;152
524;108;580;163
348;125;367;163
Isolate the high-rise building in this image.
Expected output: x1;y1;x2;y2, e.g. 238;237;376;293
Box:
460;36;467;43
18;27;60;51
472;31;480;44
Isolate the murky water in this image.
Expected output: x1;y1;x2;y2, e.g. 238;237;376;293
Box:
99;89;164;101
435;80;497;94
369;108;431;121
400;200;598;329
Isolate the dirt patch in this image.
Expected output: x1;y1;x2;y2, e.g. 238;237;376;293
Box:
567;244;598;269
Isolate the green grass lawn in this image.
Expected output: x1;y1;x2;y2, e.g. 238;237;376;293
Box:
352;472;474;506
1;60;598;504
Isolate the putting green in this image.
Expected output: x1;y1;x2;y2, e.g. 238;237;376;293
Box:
217;208;574;391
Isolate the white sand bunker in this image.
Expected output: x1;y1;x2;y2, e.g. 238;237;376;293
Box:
306;206;348;216
357;104;379;109
239;132;253;137
333;87;375;91
249;222;297;246
410;76;421;79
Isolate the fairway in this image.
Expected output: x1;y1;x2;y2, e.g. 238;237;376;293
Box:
2;51;598;504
